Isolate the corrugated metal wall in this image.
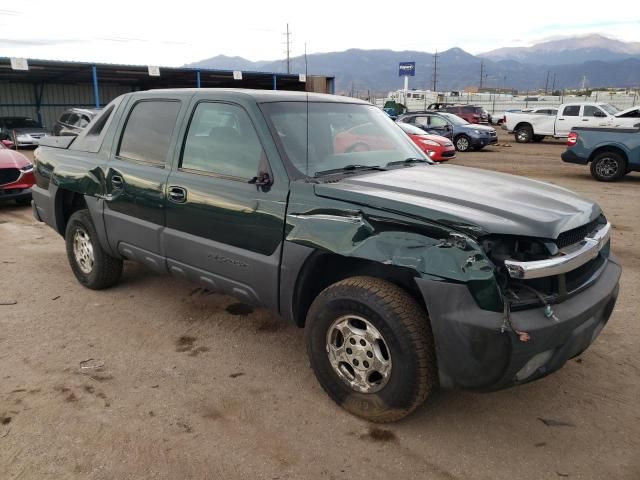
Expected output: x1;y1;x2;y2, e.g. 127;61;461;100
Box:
0;83;130;130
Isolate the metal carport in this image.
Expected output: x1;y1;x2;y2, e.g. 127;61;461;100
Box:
0;58;335;129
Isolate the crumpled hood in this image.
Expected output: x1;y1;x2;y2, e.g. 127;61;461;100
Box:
314;164;601;239
0;149;31;169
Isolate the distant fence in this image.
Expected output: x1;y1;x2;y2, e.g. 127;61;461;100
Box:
371;92;639;116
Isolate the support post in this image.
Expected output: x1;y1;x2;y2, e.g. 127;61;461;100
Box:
404;75;409;106
272;74;277;90
91;65;100;108
33;83;44;127
196;70;201;88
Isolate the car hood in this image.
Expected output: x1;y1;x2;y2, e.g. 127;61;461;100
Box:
314;165;601;239
0;149;31;169
422;134;453;145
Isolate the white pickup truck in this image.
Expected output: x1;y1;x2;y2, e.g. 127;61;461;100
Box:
505;102;639;143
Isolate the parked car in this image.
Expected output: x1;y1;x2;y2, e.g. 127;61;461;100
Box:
397;111;498;151
504;102;638;143
33;90;620;422
53;108;100;136
396;121;456;161
426;102;454;110
615;106;640;119
0;116;47;147
442;105;489;124
334;122;394;153
0;140;35;205
561;126;640;181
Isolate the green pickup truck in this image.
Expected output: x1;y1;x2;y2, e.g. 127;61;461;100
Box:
32;89;621;422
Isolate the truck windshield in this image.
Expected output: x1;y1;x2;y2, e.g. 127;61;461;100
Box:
261;102;428;177
599;104;620;115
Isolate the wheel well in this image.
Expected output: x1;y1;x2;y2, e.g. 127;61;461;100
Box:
291;252;426;327
54;189;88;235
588;146;628;166
514;122;532;132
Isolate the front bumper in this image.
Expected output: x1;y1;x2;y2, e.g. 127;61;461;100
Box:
561;149;589;165
417;256;621;391
0;187;32;201
471;136;498;148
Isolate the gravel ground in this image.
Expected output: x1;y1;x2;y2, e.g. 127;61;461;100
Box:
1;133;639;479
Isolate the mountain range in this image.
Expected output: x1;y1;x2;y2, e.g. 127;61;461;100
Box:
185;34;640;94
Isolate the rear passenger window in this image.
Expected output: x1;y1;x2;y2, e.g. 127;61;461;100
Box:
118;100;181;166
562;106;580;117
180;102;264;180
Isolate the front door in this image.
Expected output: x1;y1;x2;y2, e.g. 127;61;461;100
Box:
103;97;185;271
581;105;610;128
164;100;288;309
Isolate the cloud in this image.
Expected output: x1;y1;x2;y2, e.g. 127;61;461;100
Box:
0;38;84;47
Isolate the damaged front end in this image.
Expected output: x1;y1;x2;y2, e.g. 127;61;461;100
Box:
285;188;620;391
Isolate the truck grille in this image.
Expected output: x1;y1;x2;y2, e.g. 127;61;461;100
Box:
555;217;602;249
0;168;20;186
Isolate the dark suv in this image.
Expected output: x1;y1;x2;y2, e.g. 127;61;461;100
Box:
397;111;497;151
53;108;100;136
443;105;488;124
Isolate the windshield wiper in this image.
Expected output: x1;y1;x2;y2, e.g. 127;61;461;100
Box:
314;164;387;177
386;157;432;167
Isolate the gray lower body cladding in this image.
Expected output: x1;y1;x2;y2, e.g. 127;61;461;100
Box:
417;256;621;391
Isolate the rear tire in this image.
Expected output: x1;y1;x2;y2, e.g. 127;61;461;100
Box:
65;209;123;289
590;151;626;182
305;276;437;422
454;135;472;152
515;125;533;143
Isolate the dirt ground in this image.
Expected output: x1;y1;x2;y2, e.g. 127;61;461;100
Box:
1;132;639;480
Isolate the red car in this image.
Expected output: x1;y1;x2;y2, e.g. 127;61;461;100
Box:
0;141;35;206
397;122;456;161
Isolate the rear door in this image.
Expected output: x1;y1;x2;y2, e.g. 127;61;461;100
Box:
555;105;581;136
163;98;288;309
103;95;188;271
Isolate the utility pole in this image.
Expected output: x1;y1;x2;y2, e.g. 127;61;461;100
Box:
479;60;484;90
432;50;438;92
544;70;550;95
284;23;291;74
552;73;556;93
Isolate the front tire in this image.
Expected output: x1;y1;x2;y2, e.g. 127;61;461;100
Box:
590;151;626;182
65;209;123;289
305;276;437;422
454;135;472;152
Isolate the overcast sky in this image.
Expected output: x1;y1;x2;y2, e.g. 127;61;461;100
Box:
1;1;638;67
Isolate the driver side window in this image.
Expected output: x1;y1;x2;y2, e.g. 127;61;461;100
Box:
181;102;264;180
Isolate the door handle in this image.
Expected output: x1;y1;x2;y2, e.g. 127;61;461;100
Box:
111;175;124;189
168;186;187;203
558;118;565;121
582;119;589;121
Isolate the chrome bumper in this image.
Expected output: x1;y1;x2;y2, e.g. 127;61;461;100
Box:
504;222;611;280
